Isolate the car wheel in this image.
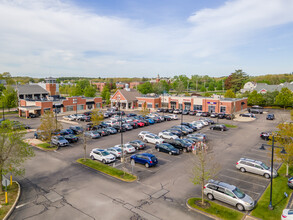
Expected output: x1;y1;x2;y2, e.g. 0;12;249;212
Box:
157;148;160;152
102;159;106;164
221;128;224;131
264;173;270;179
236;204;245;211
240;167;246;173
145;163;149;168
169;151;172;155
90;155;95;160
207;193;214;200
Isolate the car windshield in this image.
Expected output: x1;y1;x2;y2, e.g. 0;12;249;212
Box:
58;136;65;140
92;131;99;134
101;151;110;156
151;156;156;161
261;163;269;170
232;187;245;199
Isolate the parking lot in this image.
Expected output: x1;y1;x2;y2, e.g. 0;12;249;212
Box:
8;108;290;219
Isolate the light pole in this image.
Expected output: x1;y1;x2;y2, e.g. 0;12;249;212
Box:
181;109;183;139
259;136;286;210
117;95;124;163
73;98;77;116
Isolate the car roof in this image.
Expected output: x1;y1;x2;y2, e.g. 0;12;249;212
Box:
208;179;236;190
239;158;263;165
93;148;104;152
137;153;155;157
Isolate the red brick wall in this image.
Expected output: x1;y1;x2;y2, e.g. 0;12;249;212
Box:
137;97;161;108
46;83;56;96
112;91;126;101
35;101;53;115
20;100;27;106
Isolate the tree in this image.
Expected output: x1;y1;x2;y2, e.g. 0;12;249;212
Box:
84;86;96;97
101;85;110;100
137;82;154;94
200;86;206;92
105;91;111;104
203;92;212;97
91;109;104;126
77;79;90;92
262;91;279;106
274;87;293;110
0;120;35;192
224;70;249;92
247;90;264;106
140;102;149;116
216;80;223;91
291;110;293;121
273;123;293;176
69;85;83;96
38;111;63;143
191;146;219;205
224;89;236;98
208;83;215;91
175;81;185;94
2;86;18;111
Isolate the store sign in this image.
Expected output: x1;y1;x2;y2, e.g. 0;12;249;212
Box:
183;99;191;102
207;102;217;104
170;99;178;102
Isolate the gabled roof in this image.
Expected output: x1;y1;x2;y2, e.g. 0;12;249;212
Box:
116;89;141;102
13;85;49;95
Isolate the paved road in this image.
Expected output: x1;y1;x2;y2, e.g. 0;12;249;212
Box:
8;109;289;219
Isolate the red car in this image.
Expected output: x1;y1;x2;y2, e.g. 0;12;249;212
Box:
134;120;145;127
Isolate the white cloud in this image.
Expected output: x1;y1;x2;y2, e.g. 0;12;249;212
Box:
0;0;293;77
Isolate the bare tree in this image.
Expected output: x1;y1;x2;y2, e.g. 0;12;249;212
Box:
191;146;219;205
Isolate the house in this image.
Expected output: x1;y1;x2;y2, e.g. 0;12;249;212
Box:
111;88;141;109
241;81;293;94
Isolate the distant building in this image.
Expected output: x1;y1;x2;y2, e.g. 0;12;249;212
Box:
129;81;144;89
241;81;293;94
150;74;171;84
92;82;110;92
0;80;7;85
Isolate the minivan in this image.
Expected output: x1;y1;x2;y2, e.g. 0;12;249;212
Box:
204;179;255;211
236;158;277;179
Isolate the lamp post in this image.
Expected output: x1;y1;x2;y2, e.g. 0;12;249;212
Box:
73;98;77;116
117;95;124;163
259;136;286;210
181;109;183;139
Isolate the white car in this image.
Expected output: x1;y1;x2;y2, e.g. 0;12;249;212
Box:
191;121;204;129
143;133;164;144
282;209;293;220
63;115;75;121
199;120;209;126
158;131;179;140
138;131;151;139
114;144;136;154
90;149;116;164
76;114;86;120
167;114;178;120
106;147;122;158
196;111;203;116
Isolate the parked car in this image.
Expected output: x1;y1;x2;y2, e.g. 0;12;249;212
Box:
122;123;133;131
127;113;137;117
28;113;39;118
168;109;174;113
90;149;116;164
225;114;235;120
51;136;69;147
239;113;255;118
138;131;151;139
163;115;172;121
173;109;181;114
79;115;91;122
127;140;146;150
155;143;180;155
236;158;277;178
34;130;48;140
189;110;197;115
63;115;75;121
115;144;136;154
84;131;101;139
106;147;122;158
64;134;78;143
59;129;74;136
210;112;218;118
83;111;92;116
171;126;191;135
187;133;207;142
266;114;275;120
210;124;228;131
201;112;210;117
167;114;178;120
181;122;198;131
158;131;179;140
112;124;126;132
217;113;226;119
164;129;183;137
204;179;256;211
130;153;158;168
196;111;203;116
288;177;293;189
143;133;164;144
69;126;84;134
282;209;293;220
248;106;263;114
182;110;189;115
163;138;192;152
104;127;117;134
260;131;271;140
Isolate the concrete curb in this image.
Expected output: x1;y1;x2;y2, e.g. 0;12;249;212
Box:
186;198;219;220
3;181;21;220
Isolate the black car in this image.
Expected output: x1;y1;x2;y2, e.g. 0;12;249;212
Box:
79;115;91;122
210;124;228;131
217;113;226;119
182;110;189;115
163;116;172;121
127;113;137;117
83;111;92;116
165;129;183;137
225;114;235;120
112;124;126;132
129;121;138;129
266;114;275;120
260;132;271;140
69;126;84;134
64;134;79;143
201;112;210;117
155;143;180;155
29;113;39;118
171;126;191;135
163;138;192;152
128;140;146;150
181;122;198;131
157;108;163;112
189;110;197;115
168;109;174;113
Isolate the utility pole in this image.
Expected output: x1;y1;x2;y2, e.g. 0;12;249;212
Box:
196;80;198;92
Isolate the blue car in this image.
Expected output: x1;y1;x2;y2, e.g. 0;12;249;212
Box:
130;153;158;168
146;118;155;124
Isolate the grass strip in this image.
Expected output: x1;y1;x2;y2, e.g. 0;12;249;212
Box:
0;182;19;219
224;124;238;128
37;143;57;151
251;164;291;220
187;198;244;220
77;158;137;182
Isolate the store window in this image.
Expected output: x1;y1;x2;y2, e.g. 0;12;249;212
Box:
96;103;101;108
179;104;183;109
220;106;226;113
155;103;159;108
193;105;202;110
66;106;74;111
77;105;84;110
147;103;153;108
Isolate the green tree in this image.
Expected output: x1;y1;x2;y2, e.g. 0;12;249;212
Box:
224;89;236;98
137;82;154;94
2;86;18;111
77;79;90;92
247;90;264;106
208;83;215;91
153;80;170;94
224;70;249;92
101;85;110;100
0;120;35;192
38;111;63;143
262;91;279;106
200;86;206;92
274;87;293;110
69;85;83;96
105;91;111;104
203;92;212;97
84;86;96;97
216;80;223;91
140;102;150;117
91;109;104;126
175;81;185;94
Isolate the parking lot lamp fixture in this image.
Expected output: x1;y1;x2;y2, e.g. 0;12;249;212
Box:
259;136;286;210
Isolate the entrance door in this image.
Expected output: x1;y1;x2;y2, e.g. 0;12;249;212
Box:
184;103;191;110
208;105;216;113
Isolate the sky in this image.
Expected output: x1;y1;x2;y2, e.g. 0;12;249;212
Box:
0;0;293;78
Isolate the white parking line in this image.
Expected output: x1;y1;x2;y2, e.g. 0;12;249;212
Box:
218;173;266;188
243;153;271;160
155;157;172;163
241;189;260;196
224;168;269;181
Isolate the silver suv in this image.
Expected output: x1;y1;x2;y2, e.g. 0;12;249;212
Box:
236;158;278;179
204;180;255;211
